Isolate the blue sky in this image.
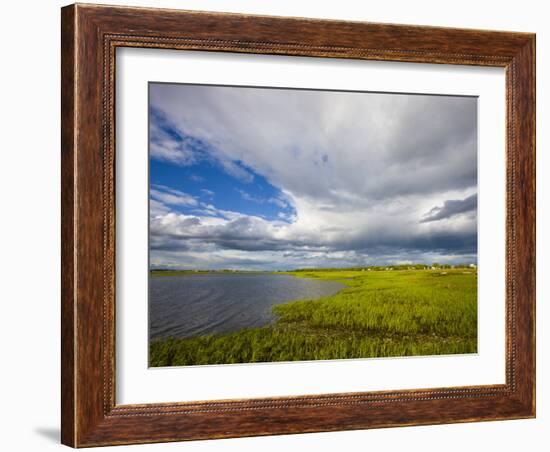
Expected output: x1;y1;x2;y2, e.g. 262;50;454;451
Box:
150;107;295;223
149;83;477;270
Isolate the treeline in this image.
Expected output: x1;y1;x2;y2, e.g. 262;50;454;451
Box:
286;263;476;272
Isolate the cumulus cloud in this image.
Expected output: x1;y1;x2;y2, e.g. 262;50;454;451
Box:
150;184;198;208
149;83;478;270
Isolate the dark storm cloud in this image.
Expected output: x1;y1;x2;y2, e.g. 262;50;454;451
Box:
420;194;477;223
150;210;476;257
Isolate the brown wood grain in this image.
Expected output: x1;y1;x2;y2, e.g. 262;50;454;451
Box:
60;5;76;446
61;3;536;447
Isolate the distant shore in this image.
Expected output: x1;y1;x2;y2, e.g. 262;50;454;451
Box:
150;269;270;277
150;264;477;278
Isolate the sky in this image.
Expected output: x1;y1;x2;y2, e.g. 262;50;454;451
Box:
149;83;478;270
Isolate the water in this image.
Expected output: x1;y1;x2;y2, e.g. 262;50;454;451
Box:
149;273;344;340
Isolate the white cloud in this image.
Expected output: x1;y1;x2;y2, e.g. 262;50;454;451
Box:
149;185;198;218
200;188;215;198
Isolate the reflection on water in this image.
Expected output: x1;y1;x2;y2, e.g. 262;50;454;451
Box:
149;273;344;340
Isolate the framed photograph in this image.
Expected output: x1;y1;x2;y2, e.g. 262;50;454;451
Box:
61;3;535;447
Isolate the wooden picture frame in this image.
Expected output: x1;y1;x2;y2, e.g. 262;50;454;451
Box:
61;3;535;447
